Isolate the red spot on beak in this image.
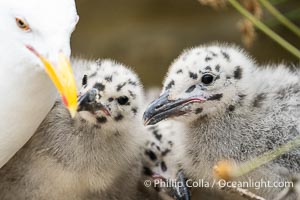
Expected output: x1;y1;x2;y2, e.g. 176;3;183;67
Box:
62;95;69;107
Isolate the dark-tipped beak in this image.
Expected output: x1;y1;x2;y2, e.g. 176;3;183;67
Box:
143;91;206;126
77;89;111;116
152;170;191;200
172;170;191;200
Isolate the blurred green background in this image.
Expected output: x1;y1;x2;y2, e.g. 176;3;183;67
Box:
72;0;300;87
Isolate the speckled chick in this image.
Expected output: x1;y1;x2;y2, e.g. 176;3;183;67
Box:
143;44;300;199
142;88;190;200
0;59;155;200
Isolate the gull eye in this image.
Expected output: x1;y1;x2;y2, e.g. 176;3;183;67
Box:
117;96;129;105
16;18;30;31
201;74;215;85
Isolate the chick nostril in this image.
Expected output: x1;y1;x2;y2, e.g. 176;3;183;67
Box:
155;104;163;110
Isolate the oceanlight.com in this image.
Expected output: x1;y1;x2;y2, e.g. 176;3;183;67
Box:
145;179;294;190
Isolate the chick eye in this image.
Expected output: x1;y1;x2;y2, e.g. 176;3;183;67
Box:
16;18;30;31
117;96;129;105
201;74;215;85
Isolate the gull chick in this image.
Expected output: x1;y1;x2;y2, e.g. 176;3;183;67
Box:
144;44;300;199
142;89;190;200
0;59;150;200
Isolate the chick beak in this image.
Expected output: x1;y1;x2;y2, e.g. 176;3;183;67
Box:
26;46;78;118
172;170;191;200
143;91;206;126
77;90;111;117
151;170;190;200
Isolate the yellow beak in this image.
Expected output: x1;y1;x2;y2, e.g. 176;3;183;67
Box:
39;54;78;118
27;46;78;118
